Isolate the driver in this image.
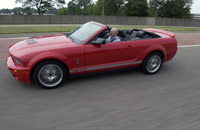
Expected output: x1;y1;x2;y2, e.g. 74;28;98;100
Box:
106;28;121;43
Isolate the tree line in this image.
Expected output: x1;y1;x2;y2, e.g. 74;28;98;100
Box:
0;7;57;15
0;0;193;18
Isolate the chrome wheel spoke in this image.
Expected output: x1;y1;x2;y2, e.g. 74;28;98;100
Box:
38;64;63;87
146;55;162;73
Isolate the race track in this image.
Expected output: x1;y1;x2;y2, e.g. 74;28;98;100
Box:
0;33;200;130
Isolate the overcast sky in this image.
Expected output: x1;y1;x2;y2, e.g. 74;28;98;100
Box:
0;0;199;14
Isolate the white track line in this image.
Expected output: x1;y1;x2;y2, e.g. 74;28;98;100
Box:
178;45;200;48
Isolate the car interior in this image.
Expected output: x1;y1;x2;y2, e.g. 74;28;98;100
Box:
99;27;161;42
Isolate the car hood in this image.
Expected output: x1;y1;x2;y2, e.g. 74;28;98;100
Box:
9;34;77;57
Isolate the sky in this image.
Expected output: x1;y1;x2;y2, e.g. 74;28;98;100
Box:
0;0;199;14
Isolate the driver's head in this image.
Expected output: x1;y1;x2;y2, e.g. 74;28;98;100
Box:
110;28;118;38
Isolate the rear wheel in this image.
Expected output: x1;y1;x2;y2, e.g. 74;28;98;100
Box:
141;52;163;74
33;60;67;89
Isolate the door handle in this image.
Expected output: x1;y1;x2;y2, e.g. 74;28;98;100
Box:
128;45;132;48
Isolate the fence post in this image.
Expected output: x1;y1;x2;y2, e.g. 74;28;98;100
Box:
12;15;14;24
182;18;185;26
164;17;166;26
0;15;2;24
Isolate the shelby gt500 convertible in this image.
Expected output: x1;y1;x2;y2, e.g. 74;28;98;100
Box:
7;21;177;89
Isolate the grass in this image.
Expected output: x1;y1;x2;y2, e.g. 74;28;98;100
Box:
113;25;200;31
0;26;78;34
0;25;200;34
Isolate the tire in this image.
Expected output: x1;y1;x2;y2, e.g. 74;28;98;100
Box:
141;52;163;75
33;60;67;89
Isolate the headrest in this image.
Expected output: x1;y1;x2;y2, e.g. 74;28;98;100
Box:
136;31;145;38
126;29;133;35
118;29;126;38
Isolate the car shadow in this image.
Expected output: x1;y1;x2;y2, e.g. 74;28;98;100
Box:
14;64;172;90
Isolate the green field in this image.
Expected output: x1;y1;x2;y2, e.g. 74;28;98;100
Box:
0;25;200;34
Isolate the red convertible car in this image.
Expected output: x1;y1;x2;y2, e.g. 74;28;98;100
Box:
7;21;177;89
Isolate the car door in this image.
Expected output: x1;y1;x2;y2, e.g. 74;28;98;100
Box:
84;40;137;72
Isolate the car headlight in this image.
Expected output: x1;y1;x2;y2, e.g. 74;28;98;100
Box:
13;56;23;66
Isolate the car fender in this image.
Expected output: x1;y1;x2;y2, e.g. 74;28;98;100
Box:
138;44;166;61
28;51;68;69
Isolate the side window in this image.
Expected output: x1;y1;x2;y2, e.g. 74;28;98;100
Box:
86;35;98;45
98;29;110;39
86;29;110;45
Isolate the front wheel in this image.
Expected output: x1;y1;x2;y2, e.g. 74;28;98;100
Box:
141;52;163;74
33;60;67;89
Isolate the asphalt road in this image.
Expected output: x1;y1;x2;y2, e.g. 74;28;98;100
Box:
1;46;200;130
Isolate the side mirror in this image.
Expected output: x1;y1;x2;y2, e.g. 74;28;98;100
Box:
92;38;106;45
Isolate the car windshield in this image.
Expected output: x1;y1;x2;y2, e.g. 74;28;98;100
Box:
67;22;103;44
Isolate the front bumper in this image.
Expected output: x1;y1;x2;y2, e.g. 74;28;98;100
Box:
6;56;30;84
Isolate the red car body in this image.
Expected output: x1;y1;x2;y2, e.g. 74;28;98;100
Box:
7;21;177;88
